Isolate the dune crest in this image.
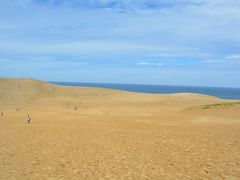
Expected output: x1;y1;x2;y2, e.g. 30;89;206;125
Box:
0;78;219;106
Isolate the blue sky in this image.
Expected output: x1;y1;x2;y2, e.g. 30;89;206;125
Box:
0;0;240;87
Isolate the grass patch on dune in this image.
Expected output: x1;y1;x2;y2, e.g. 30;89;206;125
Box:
188;102;240;110
201;102;240;109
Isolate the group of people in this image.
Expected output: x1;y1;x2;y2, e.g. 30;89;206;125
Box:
16;107;21;112
0;109;31;124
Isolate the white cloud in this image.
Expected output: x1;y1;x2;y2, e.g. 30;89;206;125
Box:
136;61;163;66
226;54;240;60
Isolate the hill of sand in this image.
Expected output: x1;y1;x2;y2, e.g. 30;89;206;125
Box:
0;78;240;179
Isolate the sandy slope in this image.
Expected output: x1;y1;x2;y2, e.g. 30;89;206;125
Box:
0;78;240;179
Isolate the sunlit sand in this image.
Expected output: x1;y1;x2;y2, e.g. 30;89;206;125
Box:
1;78;240;179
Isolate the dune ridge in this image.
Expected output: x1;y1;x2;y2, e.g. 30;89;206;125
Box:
0;78;220;106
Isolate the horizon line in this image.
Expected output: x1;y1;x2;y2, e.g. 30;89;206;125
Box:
50;81;240;89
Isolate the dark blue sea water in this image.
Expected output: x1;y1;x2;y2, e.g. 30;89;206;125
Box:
52;82;240;100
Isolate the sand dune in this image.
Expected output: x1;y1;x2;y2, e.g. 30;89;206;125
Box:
0;78;240;179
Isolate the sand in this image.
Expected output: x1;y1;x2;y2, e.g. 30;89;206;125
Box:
0;78;240;179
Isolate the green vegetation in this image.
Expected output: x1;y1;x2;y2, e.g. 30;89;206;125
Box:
188;102;240;110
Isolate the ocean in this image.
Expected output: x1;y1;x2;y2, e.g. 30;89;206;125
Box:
52;82;240;100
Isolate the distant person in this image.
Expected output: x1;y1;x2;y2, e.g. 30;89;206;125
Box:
1;111;3;116
27;115;31;124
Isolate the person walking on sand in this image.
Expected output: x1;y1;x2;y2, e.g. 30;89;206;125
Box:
1;111;3;116
27;115;31;124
